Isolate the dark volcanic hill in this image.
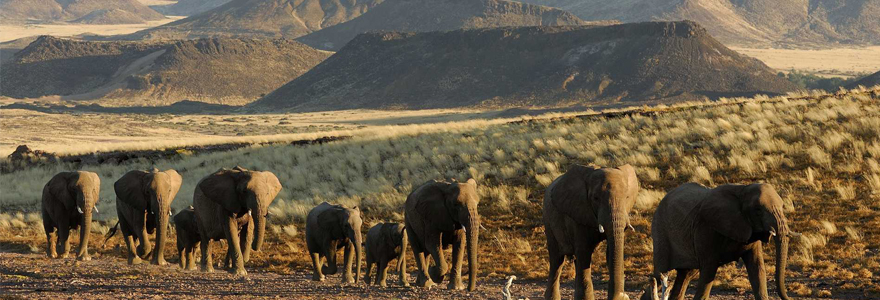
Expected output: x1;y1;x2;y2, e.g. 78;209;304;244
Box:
251;21;797;111
155;0;232;16
296;0;596;51
515;0;880;46
0;0;165;24
0;36;331;105
129;0;383;40
848;71;880;88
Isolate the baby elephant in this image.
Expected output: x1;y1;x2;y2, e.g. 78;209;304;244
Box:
364;223;409;287
173;206;200;271
306;202;363;283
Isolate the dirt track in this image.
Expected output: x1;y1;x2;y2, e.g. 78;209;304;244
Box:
0;252;859;300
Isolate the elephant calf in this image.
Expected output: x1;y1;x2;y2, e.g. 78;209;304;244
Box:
642;183;792;300
174;206;200;271
305;202;363;283
364;222;408;287
41;171;100;261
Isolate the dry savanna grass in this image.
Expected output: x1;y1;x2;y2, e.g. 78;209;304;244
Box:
1;86;879;297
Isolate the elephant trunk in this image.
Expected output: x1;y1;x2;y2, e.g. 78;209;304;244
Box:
606;205;628;300
354;229;363;284
252;208;266;252
76;196;93;260
466;208;480;292
775;222;790;300
152;206;169;265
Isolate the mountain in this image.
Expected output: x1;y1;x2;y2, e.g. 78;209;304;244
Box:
154;0;232;16
0;36;331;105
251;21;797;111
514;0;880;46
848;70;880;88
128;0;384;40
296;0;598;50
0;0;165;24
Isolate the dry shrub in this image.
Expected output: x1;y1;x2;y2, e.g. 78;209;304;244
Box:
793;233;828;265
844;226;863;241
818;220;838;235
635;189;666;211
833;182;856;201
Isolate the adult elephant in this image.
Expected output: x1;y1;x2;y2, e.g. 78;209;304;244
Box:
543;164;639;300
405;179;480;291
193;166;282;276
305;202;363;283
114;168;182;265
642;183;791;300
41;171;100;261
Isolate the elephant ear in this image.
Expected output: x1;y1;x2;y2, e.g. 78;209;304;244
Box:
114;171;149;212
317;207;345;239
617;164;640;199
699;190;752;243
550;165;600;226
198;171;245;214
48;172;77;211
160;170;184;202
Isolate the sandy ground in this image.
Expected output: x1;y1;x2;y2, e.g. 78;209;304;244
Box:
0;252;852;300
731;46;880;78
0;17;184;43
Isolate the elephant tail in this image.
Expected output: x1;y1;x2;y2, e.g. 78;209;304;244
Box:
102;221;120;249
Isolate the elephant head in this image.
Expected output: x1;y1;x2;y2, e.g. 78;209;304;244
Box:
114;168;183;265
441;178;481;291
388;223;408;273
198;167;282;252
701;183;790;300
551;164;639;300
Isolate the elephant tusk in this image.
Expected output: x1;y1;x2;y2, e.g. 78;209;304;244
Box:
660;273;669;300
598;225;605;233
169;211;172;216
462;227;467;233
627;223;635;232
93;206;99;213
769;229;777;237
77;206;83;214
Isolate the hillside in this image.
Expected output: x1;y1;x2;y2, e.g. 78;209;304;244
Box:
128;0;383;40
848;70;880;88
296;0;596;51
516;0;880;46
251;22;798;111
0;36;331;105
154;0;232;16
0;0;165;24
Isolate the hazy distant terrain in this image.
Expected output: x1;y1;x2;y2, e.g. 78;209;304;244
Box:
256;22;796;111
848;70;880;88
0;0;166;24
296;0;599;51
152;0;231;16
0;36;331;105
517;0;880;47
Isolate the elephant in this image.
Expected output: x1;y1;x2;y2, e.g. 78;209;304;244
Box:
543;164;639;300
404;178;480;291
641;183;792;300
305;202;363;284
41;171;100;261
364;222;409;287
113;168;182;265
193;166;282;276
173;206;200;271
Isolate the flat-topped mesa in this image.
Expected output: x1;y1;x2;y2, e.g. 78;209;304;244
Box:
251;21;796;112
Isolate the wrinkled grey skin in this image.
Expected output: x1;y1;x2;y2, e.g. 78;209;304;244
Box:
364;222;409;287
641;183;791;300
114;168;182;265
41;171;100;261
173;206;200;271
193;166;282;276
405;179;480;291
543;164;639;300
306;202;363;284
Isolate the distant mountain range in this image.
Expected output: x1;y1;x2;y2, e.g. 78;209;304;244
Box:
153;0;232;16
296;0;607;51
516;0;880;46
251;21;797;111
1;36;330;105
0;0;165;24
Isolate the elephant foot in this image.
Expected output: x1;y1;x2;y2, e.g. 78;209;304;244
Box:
544;288;561;300
152;259;167;266
230;268;247;276
400;279;410;287
343;275;355;284
129;256;143;265
202;265;214;273
416;274;436;289
59;253;69;259
311;273;325;282
76;254;91;262
47;253;57;259
428;266;445;284
613;292;631;300
185;265;198;271
447;278;464;290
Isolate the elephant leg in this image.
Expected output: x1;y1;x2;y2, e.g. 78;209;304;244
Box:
447;231;465;290
43;215;57;258
414;251;436;288
573;238;600;300
223;216;246;276
124;235;143;265
694;266;718;300
56;218;71;259
200;238;214;273
240;222;253;263
342;241;355;283
670;269;697;300
365;257;374;285
136;218;152;260
544;230;565;300
425;233;447;284
186;245;198;271
310;252;325;281
377;259;390;287
179;248;186;269
322;239;339;275
743;248;769;300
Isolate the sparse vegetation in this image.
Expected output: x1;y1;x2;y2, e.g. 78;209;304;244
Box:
1;86;879;296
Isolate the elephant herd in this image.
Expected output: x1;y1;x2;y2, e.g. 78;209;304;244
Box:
40;164;793;300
